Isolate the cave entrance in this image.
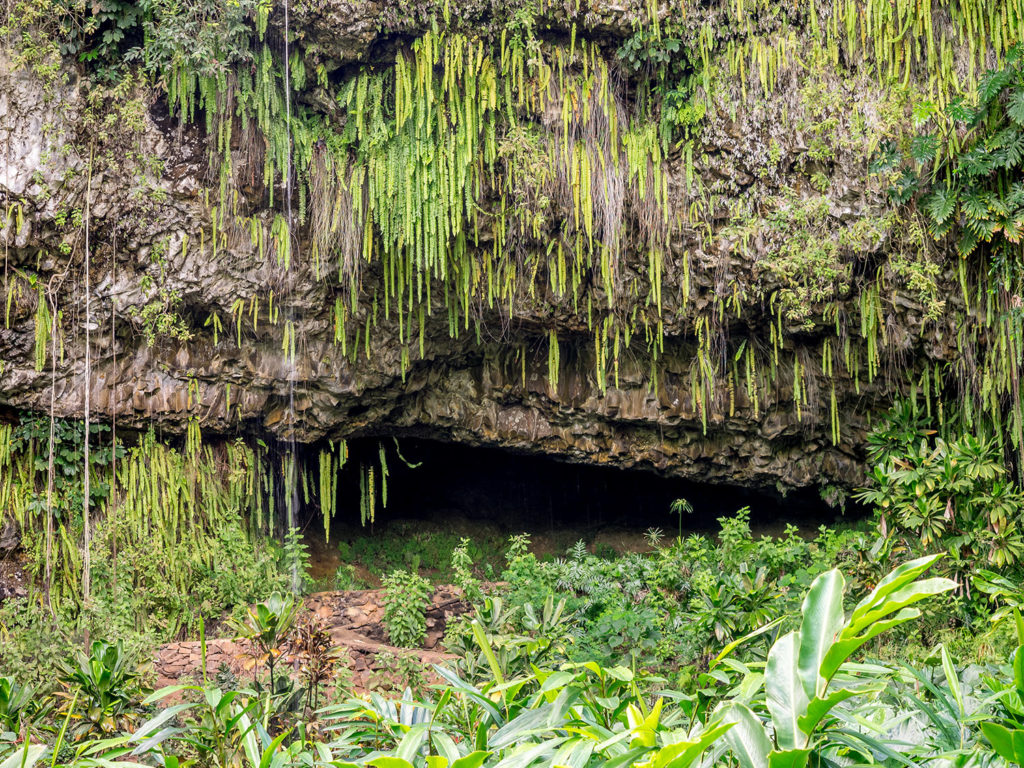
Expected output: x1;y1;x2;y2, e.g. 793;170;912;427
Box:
301;436;857;585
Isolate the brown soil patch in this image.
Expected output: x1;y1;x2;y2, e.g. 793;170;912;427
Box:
0;553;29;603
154;585;471;695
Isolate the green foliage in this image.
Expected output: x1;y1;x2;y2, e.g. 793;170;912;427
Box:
368;650;428;698
0;677;36;736
617;18;706;148
982;615;1024;763
55;0;145;81
668;497;692;542
107;557;977;768
281;527;313;594
125;239;192;347
341;523;502;582
381;569;431;649
333;563;363;590
716;555;955;766
0;598;77;691
7;413;120;528
444;594;573;683
56;639;146;739
905;44;1024;284
228;591;298;693
728;191;893;329
451;537;483;603
483;517;890;673
856;401;1024;569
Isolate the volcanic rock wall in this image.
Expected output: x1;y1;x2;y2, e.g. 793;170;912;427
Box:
0;0;994;493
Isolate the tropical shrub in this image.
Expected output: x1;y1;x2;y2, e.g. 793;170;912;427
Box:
56;639;147;739
381;569;431;649
981;614;1024;764
227;591;298;691
0;677;35;736
716;555;956;766
112;556;964;768
856;402;1024;569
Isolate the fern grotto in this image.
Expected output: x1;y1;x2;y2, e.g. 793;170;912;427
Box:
3;0;1024;765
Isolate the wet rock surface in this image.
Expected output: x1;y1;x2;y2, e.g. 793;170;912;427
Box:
0;6;954;494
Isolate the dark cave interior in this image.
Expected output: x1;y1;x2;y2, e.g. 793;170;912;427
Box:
316;437;862;538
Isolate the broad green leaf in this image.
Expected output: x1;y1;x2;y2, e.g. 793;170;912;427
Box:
847;577;957;636
924;185;957;225
767;749;810;768
1008;86;1024;126
433;666;504;727
235;705;261;768
142;684;197;706
129;704;195;743
981;721;1024;762
847;555;943;626
368;760;415;768
396;726;428;763
796;686;879;735
939;646;964;718
829;730;920;768
451;751;491;768
605;667;634;682
0;744;46;768
130;726;184;756
471;621;505;686
546;685;580;728
711;618;785;669
597;747;650;768
426;757;449;768
766;632;809;751
657;722;734;768
257;731;291;768
538;671;576;694
797;570;844;700
717;703;770;768
550;738;593;768
489;705;555;749
491;737;564;768
431;733;460;764
821;609;922;681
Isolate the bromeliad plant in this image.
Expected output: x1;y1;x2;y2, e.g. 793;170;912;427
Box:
714;554;956;768
56;639;147;739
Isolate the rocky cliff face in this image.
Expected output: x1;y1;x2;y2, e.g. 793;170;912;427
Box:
0;0;990;494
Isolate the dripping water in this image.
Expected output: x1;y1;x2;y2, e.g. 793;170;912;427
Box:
283;0;300;595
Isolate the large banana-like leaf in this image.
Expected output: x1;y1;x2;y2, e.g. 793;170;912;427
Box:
646;721;735;768
765;632;809;751
0;744;47;768
796;570;844;701
982;722;1024;764
766;748;811;768
717;702;771;768
796;686;880;736
819;558;955;682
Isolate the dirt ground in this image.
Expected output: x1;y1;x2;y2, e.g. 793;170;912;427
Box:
154;585;472;696
0;552;29;602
